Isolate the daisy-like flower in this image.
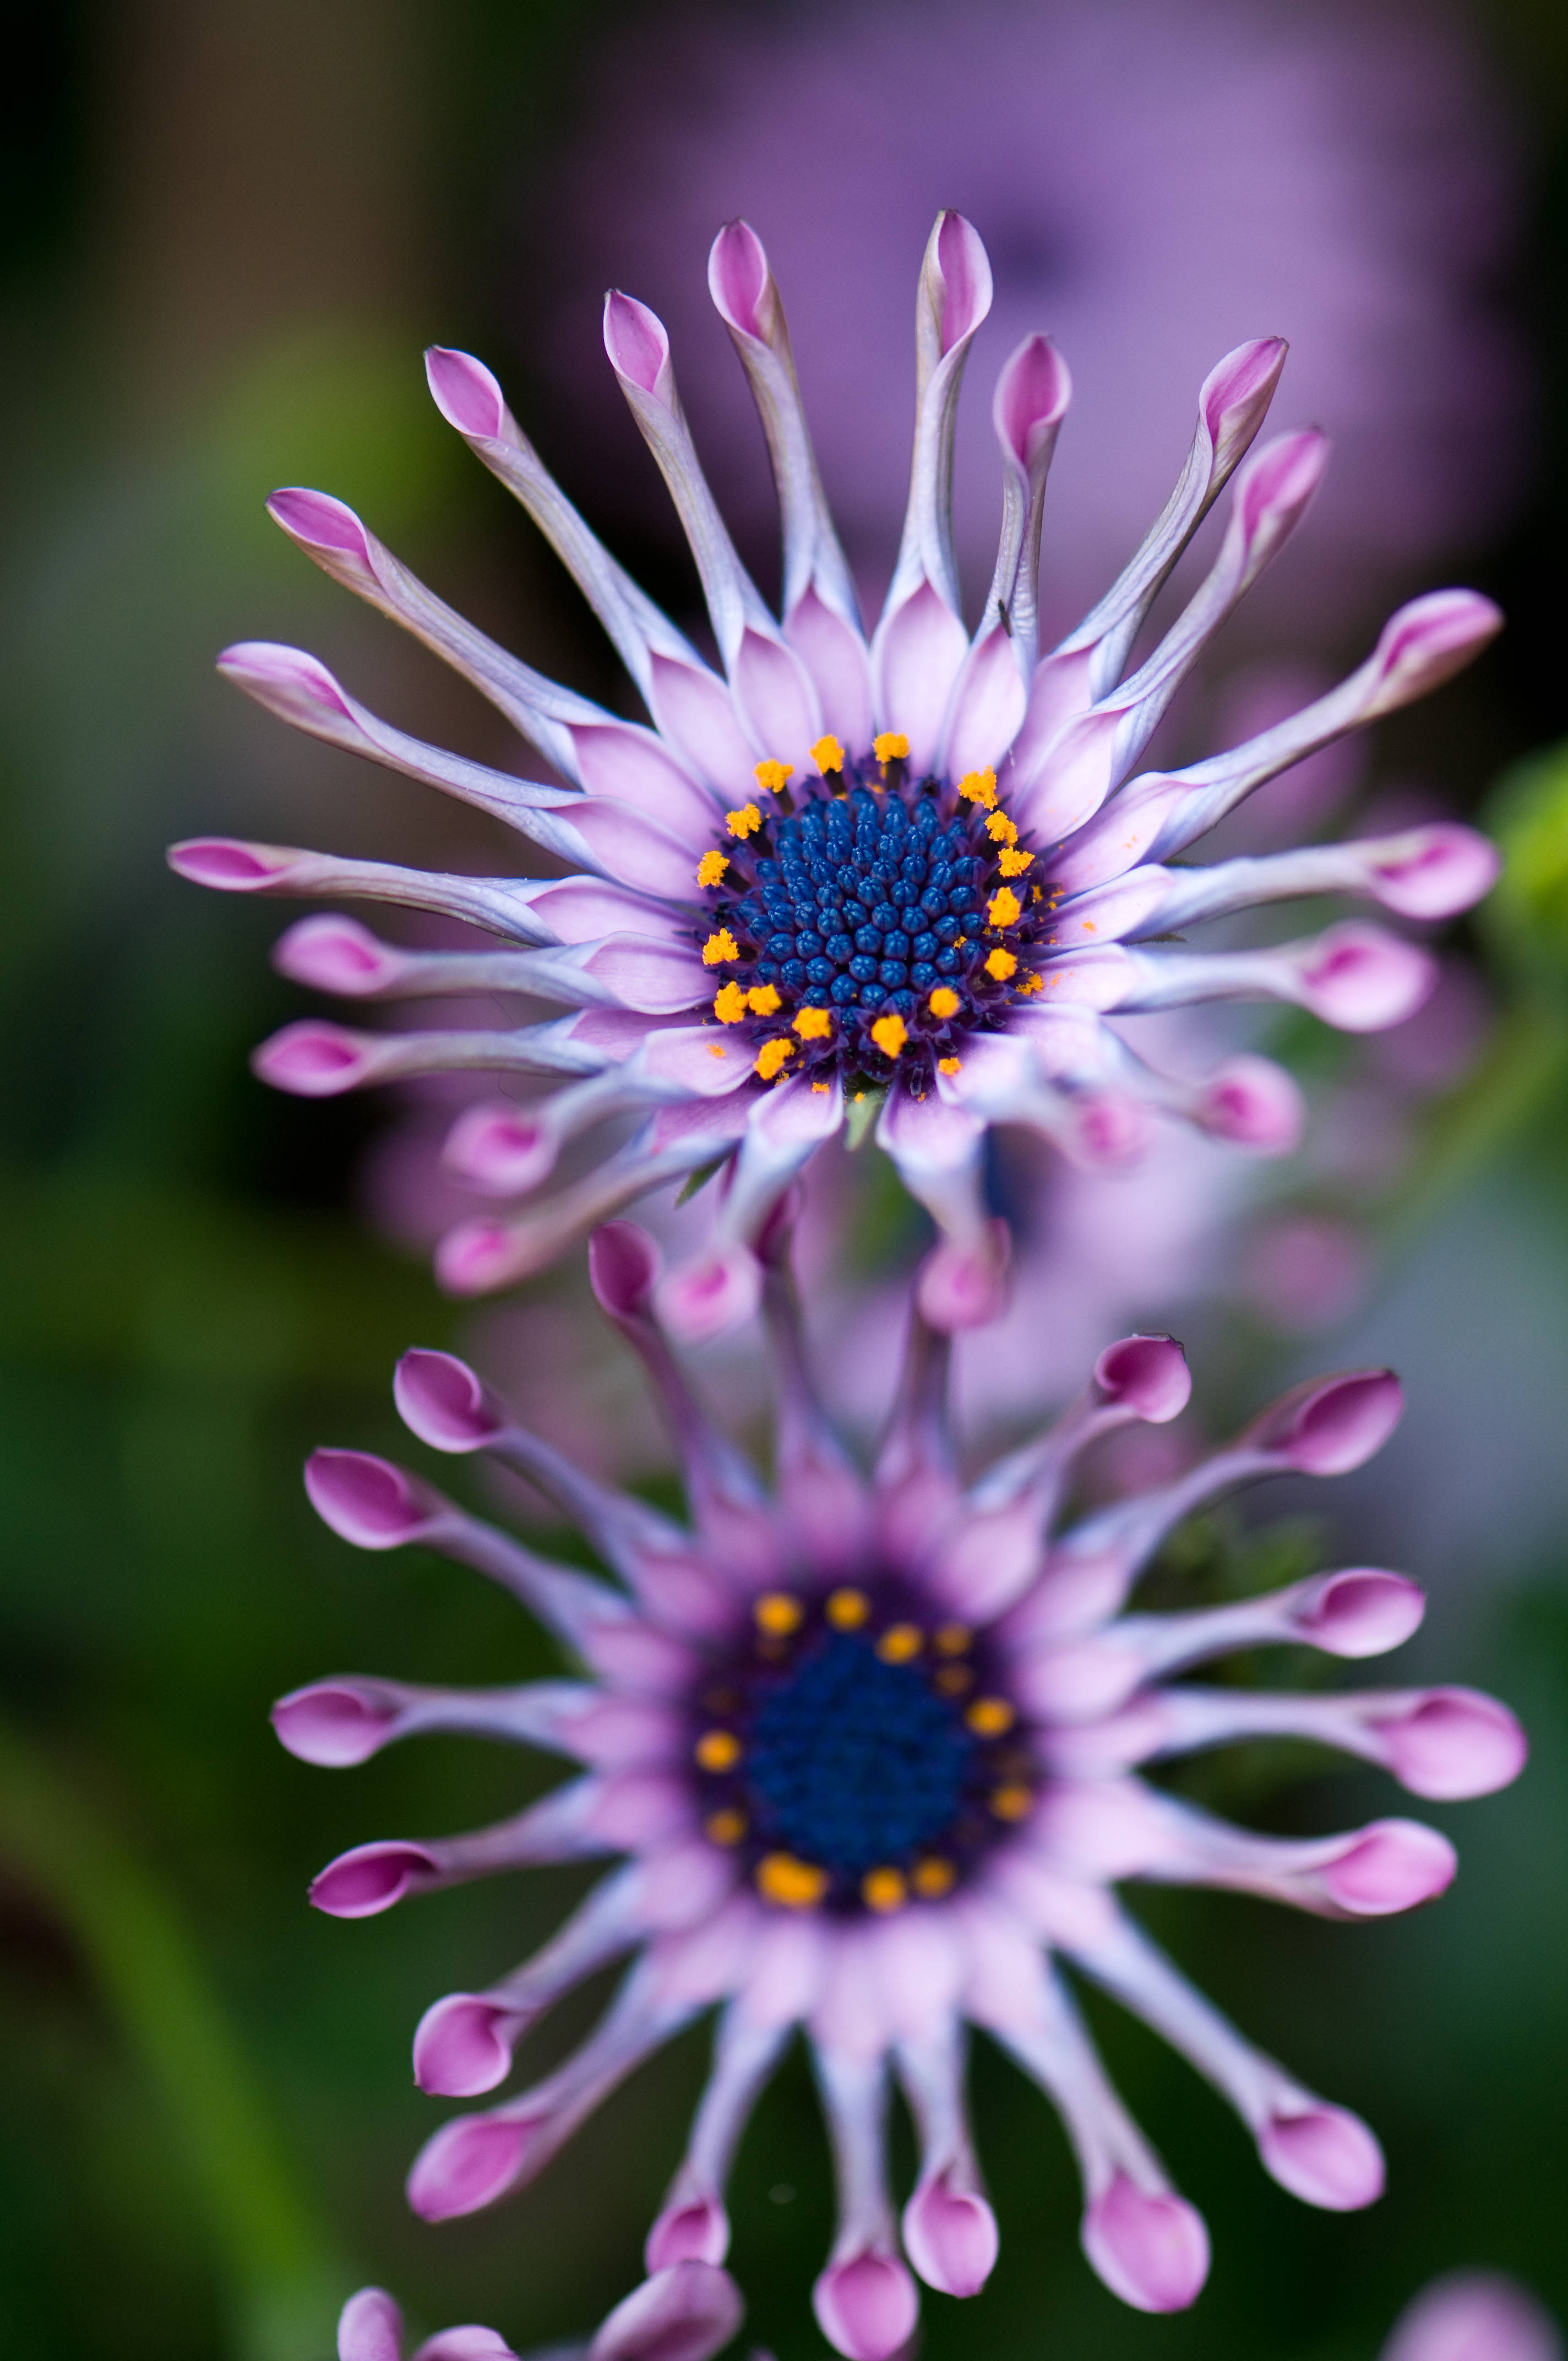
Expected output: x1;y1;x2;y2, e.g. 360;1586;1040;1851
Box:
169;215;1501;1338
277;1218;1525;2360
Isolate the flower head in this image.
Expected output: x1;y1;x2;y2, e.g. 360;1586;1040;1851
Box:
279;1220;1524;2359
171;215;1501;1332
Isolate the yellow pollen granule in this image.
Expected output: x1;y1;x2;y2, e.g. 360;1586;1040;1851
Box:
810;733;845;774
705;1808;748;1846
934;1623;972;1655
987;888;1023;929
747;984;782;1015
876;1623;923;1663
754;759;794;795
793;1005;832;1040
966;1696;1017;1737
756;1852;830;1910
703;929;740;966
998;847;1035;877
726;802;763;839
990;1783;1033;1822
826;1587;871;1630
695;1729;742;1773
872;731;909;764
870;1012;907;1059
1015;973;1044;996
707;1045;727;1059
755;1037;796;1081
986;948;1018;982
697;849;729;887
712;982;747;1024
862;1867;908;1914
928;986;961;1019
912;1858;956;1899
812;1080;829;1092
754;1591;804;1636
938;1056;962;1075
984;810;1019;845
934;1663;973;1695
957;768;998;808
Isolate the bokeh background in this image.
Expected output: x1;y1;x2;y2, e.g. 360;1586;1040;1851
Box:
4;3;1568;2357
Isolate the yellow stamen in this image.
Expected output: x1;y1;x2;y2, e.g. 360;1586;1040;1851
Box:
810;733;845;774
984;810;1019;845
793;1005;832;1040
862;1867;908;1914
703;929;740;966
966;1696;1016;1738
755;1037;796;1081
754;759;794;795
695;1729;742;1773
928;986;961;1019
705;1808;748;1846
872;731;909;764
938;1056;962;1075
712;982;747;1024
987;888;1023;929
754;1591;804;1637
870;1012;907;1059
756;1852;830;1910
726;802;763;839
747;983;782;1015
876;1622;923;1664
697;849;729;888
911;1857;956;1900
986;948;1018;982
826;1587;870;1630
998;847;1035;877
957;768;998;808
990;1783;1033;1822
935;1624;972;1655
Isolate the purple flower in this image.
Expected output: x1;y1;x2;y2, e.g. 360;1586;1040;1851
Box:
171;216;1500;1336
337;2265;743;2361
280;1220;1523;2358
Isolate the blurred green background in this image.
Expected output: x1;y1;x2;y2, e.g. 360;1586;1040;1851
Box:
4;4;1568;2357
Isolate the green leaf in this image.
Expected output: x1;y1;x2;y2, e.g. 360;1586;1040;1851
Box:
675;1154;729;1206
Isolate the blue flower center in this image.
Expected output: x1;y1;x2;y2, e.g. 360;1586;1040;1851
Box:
688;1582;1035;1913
702;759;1048;1088
745;1632;973;1873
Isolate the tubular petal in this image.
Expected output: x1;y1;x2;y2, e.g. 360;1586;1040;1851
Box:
589;2265;744;2361
1081;2177;1211;2314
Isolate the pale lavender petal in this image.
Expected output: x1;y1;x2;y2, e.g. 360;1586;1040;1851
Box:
1381;2275;1562;2361
810;2048;922;2361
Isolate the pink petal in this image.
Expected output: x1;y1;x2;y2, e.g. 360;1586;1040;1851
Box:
168;836;299;889
274;913;401;994
339;2288;405;2361
1369;823;1501;920
916;1218;1011;1332
253;1020;376;1096
1382;2273;1561;2361
394;1348;506;1449
1319;1819;1457;1914
304;1449;442;1547
589;2264;743;2361
1297;923;1437;1032
901;2170;999;2298
1259;2104;1385;2210
645;2191;731;2270
425;345;507;438
1093;1335;1190;1422
442;1103;558;1196
311;1840;439;1918
413;1994;517;2098
272;1681;398;1766
812;2254;919;2361
1081;2177;1210;2313
1252;1369;1404;1474
407;2114;532;2221
603;291;673;400
1197;1054;1304;1154
1375;1690;1527;1800
655;1244;763;1343
1297;1569;1427;1657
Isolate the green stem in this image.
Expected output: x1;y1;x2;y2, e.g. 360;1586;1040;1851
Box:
0;1715;350;2361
